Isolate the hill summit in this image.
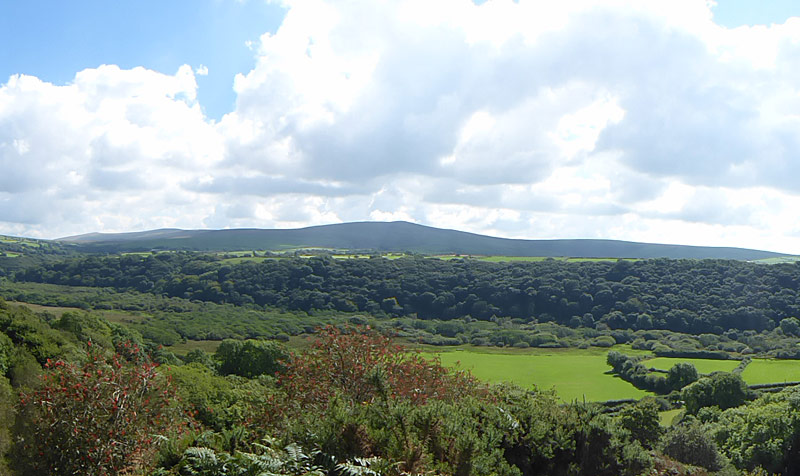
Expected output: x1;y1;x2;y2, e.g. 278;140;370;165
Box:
58;221;788;260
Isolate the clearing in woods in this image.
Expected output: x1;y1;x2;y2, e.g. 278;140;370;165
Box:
426;346;650;402
741;359;800;385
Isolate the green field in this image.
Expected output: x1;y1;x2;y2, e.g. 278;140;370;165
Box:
643;357;739;374
659;409;682;426
752;256;800;264
433;255;639;263
741;359;800;385
474;256;555;262
427;346;650;402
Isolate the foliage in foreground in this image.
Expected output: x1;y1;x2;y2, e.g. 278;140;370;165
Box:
6;303;800;475
280;325;481;410
13;343;187;476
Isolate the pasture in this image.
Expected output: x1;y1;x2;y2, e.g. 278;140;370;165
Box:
741;359;800;385
434;255;639;263
659;409;682;426
752;256;800;264
427;346;650;402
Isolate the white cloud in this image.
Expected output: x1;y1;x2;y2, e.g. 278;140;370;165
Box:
0;65;224;237
2;0;800;254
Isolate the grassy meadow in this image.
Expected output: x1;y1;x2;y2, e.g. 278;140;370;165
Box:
659;409;682;426
751;256;800;264
741;359;800;385
425;345;651;402
433;255;639;263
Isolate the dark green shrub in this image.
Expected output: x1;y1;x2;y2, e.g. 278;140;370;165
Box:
660;422;724;471
682;372;750;414
617;399;663;449
216;339;289;378
666;362;698;391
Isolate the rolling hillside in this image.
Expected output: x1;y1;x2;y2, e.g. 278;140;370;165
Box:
58;221;790;260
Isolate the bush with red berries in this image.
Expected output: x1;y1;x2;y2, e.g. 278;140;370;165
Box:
14;342;186;476
280;325;481;411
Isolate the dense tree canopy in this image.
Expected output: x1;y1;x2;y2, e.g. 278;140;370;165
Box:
14;255;800;336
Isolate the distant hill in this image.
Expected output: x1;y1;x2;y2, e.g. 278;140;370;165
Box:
57;221;790;260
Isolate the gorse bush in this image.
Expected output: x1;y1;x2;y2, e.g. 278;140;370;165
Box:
13;342;188;476
280;325;481;410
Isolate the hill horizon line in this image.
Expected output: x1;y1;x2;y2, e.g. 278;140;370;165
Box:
49;221;796;260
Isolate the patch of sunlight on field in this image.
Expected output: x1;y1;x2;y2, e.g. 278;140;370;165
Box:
428;348;650;402
741;359;800;385
476;256;557;262
752;256;800;264
437;256;639;263
659;409;682;426
644;357;739;375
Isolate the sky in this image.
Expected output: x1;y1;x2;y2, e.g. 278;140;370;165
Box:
1;0;800;254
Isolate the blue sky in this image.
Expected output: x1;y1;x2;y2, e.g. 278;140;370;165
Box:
713;0;800;27
2;0;800;253
1;0;286;119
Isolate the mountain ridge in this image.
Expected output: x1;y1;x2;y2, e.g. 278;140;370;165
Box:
56;221;790;260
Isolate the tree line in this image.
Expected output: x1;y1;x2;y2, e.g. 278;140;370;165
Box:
15;254;800;335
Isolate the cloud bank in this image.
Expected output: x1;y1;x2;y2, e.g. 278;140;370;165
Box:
2;0;800;253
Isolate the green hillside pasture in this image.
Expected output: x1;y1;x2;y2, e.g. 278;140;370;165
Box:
475;256;555;262
434;255;639;263
0;236;41;247
752;256;800;264
741;359;800;385
643;357;739;375
428;347;649;402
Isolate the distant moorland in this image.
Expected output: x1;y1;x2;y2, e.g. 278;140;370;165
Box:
56;221;793;260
